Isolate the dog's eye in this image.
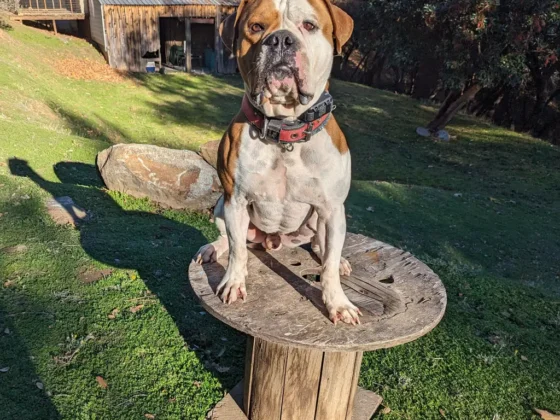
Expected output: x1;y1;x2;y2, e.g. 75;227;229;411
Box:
303;21;317;32
250;23;265;33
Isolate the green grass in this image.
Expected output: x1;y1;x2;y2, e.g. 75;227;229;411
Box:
1;19;559;419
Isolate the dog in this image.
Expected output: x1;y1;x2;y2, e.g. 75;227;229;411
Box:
195;0;361;325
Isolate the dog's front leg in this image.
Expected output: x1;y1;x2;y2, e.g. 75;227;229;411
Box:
320;204;361;325
216;197;250;304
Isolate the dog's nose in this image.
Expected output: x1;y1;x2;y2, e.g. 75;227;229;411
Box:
263;30;295;52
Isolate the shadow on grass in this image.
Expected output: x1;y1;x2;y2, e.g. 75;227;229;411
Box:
0;305;61;420
8;158;246;389
47;74;244;148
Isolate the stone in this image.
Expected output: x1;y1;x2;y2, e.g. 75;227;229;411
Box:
96;144;222;211
436;129;450;141
416;127;431;137
199;140;220;169
46;196;87;226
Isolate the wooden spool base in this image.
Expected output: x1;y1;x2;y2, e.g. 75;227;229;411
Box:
189;233;446;420
210;379;382;420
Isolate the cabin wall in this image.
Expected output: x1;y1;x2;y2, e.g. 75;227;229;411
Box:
88;0;105;48
102;5;236;72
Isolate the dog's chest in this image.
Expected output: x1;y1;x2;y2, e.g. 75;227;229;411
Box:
234;125;351;233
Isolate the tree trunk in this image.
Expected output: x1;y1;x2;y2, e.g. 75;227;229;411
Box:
427;84;481;132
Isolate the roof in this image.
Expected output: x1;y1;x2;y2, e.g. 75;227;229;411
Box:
98;0;239;6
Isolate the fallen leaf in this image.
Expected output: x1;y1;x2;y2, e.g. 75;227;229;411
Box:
4;328;10;334
534;408;560;420
215;366;230;373
521;355;529;361
130;304;144;313
381;406;391;414
107;308;119;319
96;376;108;389
366;206;374;212
144;414;155;419
36;381;44;390
3;281;14;288
193;381;201;388
0;367;9;373
439;408;446;417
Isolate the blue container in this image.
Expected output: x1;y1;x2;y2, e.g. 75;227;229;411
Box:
146;61;156;73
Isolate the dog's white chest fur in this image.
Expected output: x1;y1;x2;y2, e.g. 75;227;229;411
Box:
234;124;351;234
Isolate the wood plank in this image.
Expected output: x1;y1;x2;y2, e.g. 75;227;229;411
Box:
11;13;84;20
345;352;363;420
352;387;383;420
185;17;192;72
210;381;246;420
214;6;223;73
52;19;57;35
280;347;323;420
243;336;254;415
315;352;357;420
249;338;288;420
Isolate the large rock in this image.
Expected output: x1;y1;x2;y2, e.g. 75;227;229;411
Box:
198;140;220;169
97;144;222;210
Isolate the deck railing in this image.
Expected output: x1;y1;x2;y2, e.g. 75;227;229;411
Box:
18;0;82;14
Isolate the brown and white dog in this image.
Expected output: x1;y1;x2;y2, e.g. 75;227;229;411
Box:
195;0;361;325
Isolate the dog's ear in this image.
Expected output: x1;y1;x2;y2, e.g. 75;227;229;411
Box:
219;0;248;54
324;1;354;55
219;13;237;53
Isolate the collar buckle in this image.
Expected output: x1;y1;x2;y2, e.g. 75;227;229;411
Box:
264;118;283;142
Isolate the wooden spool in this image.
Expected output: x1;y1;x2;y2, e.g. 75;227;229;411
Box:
189;233;447;420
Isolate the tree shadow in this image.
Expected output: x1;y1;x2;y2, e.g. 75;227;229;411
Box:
8;158;246;388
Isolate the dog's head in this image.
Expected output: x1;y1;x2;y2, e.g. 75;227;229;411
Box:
221;0;353;118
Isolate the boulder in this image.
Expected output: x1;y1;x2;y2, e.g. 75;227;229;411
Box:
199;140;220;169
97;144;222;211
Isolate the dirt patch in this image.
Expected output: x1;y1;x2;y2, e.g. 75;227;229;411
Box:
79;267;113;284
53;57;128;83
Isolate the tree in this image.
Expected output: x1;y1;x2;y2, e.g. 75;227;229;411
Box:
340;0;560;143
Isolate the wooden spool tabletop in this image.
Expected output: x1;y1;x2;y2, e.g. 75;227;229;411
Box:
188;233;447;352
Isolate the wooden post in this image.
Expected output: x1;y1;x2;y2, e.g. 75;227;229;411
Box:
243;337;363;420
69;0;73;13
185;17;191;73
52;20;57;35
215;7;223;74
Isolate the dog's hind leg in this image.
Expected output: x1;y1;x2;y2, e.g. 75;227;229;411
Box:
194;195;229;264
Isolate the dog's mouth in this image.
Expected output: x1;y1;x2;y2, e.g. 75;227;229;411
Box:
252;64;313;108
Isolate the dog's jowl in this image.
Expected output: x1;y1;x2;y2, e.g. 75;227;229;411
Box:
195;0;361;325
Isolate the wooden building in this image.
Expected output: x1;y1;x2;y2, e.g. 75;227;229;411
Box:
89;0;239;73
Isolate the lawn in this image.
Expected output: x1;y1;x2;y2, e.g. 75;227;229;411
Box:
1;18;559;420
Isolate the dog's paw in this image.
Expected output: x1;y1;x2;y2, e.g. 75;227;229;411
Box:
339;257;352;276
216;273;247;304
323;289;362;325
194;240;227;264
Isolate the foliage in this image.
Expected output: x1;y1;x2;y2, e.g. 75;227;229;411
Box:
343;0;560;142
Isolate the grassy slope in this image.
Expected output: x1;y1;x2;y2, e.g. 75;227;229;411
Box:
0;20;559;419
